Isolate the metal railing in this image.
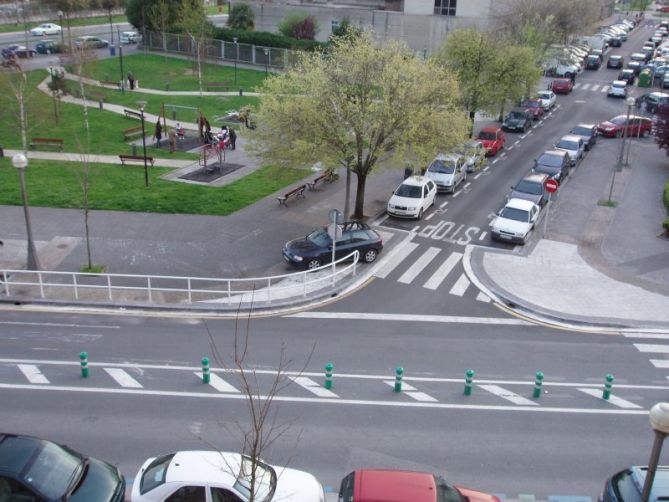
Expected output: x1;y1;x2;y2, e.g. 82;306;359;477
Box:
0;251;360;309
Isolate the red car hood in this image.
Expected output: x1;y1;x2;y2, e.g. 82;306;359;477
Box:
598;121;616;129
458;486;502;502
478;139;496;148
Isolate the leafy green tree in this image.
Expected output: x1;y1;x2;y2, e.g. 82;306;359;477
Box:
126;0;204;33
330;18;362;41
227;3;255;31
248;33;469;219
95;0;123;44
278;12;319;40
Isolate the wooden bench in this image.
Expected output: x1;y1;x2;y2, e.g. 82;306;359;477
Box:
119;154;154;166
29;137;64;151
307;173;330;191
124;108;142;119
122;125;144;140
206;81;232;92
277;184;306;206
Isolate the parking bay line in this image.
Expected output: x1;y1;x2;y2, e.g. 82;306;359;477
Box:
478;384;539;406
17;364;50;384
633;344;669;353
194;372;239;393
577;388;642;409
104;368;143;388
439;201;449;209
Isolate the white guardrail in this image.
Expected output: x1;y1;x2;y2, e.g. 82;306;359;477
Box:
0;251;360;309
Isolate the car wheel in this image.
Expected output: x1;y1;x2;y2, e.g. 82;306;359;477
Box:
363;248;378;263
417;208;424;220
616;130;623;138
642;129;650;137
306;258;322;270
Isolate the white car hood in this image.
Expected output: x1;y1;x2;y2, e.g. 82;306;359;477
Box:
425;171;455;184
555;147;577;159
389;194;421;207
273;467;324;502
492;217;531;235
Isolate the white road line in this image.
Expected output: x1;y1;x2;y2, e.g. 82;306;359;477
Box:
507;145;514;150
17;364;49;384
463;182;471;190
449;273;470;296
397;247;441;284
479;231;487;240
288;312;530;325
424;212;435;221
105;368;143;388
474;172;483;179
483;165;490;172
601;86;608;93
514;140;520;146
452;190;462;198
591;84;600;91
491;159;498;165
572;83;581;89
500;153;507;158
478;384;539;406
0;383;651;415
520;133;528;139
411;225;420;232
0;321;120;329
650;360;669;368
581;83;591;90
634;344;669;353
291;376;338;398
197;372;239;393
384;381;438;402
423;251;463;290
624;333;669;339
374;241;419;279
577;388;642;409
476;292;491;303
439;201;449;209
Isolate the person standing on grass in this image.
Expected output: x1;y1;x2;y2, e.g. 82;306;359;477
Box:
128;71;135;90
153;120;163;147
229;127;236;150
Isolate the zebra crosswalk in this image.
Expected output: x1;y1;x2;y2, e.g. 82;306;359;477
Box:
625;333;669;379
572;82;611;93
373;240;490;302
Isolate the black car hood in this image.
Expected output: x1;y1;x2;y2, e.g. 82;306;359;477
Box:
70;458;124;502
286;237;321;254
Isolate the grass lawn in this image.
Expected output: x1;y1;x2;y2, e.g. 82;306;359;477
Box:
0;15;127;35
0;158;307;215
78;53;267;92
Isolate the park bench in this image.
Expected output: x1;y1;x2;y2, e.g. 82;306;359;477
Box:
306;172;335;191
206;81;232;92
123;108;142;119
29;137;64;151
277;184;306;206
119;154;154;166
122;125;144;140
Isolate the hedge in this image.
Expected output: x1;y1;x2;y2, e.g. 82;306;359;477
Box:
212;26;327;51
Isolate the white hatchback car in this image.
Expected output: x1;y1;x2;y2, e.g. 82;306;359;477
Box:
536;90;557;110
387;175;437;219
30;23;61;36
131;451;324;502
491;198;540;245
608;80;629;98
554;134;585;166
424;153;467;193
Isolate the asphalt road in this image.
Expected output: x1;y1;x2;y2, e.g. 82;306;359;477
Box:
1;16;668;502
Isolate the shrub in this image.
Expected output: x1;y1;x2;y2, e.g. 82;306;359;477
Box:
330;18;363;41
278;12;319;40
213;26;326;51
227;3;255;31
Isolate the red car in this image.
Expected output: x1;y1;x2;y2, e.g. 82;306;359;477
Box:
339;469;501;502
476;126;506;156
519;98;544;120
551;78;574;94
597;115;653;138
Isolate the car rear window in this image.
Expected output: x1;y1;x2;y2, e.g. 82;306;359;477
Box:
537;153;564;167
557;140;578;150
515;180;543;195
140;453;175;495
428;159;456;174
395;184;423;198
499;206;530;222
478;131;496;140
612;470;641;502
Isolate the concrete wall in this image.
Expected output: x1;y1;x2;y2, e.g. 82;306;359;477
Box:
404;0;432;15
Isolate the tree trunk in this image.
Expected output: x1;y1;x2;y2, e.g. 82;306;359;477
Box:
468;110;476;138
352;171;367;220
498;103;505;122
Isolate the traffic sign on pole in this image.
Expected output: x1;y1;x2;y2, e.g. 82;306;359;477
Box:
545;179;559;193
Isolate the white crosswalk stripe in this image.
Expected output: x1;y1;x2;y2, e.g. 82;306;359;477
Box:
449;273;470;296
581;83;591;90
374;241;419;279
578;388;642;409
634;344;669;353
478;384;538;406
384;381;438;402
197;372;239;393
105;367;143;388
18;364;49;384
601;85;608;93
572;83;581;89
291;376;338;398
423;251;462;290
591;84;600;91
397;246;441;284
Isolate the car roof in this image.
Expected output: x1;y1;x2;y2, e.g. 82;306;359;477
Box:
574;123;595;129
352;469;437;502
163;451;240;484
401;175;433;187
520;173;549;184
610;54;623;59
540;149;568;157
0;434;42;477
558;134;583;142
505;198;537;211
480;126;501;133
434;153;463;161
627;466;669;501
649;92;669;98
612;80;627;86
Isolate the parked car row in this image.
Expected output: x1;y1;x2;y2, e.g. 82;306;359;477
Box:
1;31;139;60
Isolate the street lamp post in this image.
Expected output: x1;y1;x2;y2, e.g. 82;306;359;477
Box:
264;48;269;77
608;96;635;203
137;101;149;188
11;153;40;270
233;37;238;86
58;10;64;46
117;28;124;94
641;403;669;502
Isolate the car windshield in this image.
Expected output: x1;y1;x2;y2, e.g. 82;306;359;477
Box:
534;165;559;176
571;126;592;137
610;116;627;125
611;56;622;61
21;440;83;500
508;112;524;120
521;100;539;107
537;92;551;99
307;228;332;247
515;180;542;195
234;456;277;502
557;140;578;150
499;206;530;222
140;453;175;495
428;159;456;174
537;153;564;167
395;184;423;198
435;476;465;502
612;82;625;88
478;131;496;140
587;55;599;61
612;470;641;502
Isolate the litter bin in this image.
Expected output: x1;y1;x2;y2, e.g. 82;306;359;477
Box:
639;68;652;87
109;45;116;57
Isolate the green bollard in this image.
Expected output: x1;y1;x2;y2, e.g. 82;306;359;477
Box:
603;373;614;400
464;369;475;395
533;371;544;398
324;362;334;390
394;367;404;392
201;357;210;384
79;351;89;378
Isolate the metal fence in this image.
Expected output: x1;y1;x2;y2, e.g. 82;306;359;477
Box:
0;251;360;310
142;30;300;71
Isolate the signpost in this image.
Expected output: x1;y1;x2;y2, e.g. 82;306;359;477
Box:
543;179;559;237
328;209;343;285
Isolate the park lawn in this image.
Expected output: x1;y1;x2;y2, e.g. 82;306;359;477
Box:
0;15;127;34
78;53;268;92
0;158;307;215
1;70;195;160
76;81;259;127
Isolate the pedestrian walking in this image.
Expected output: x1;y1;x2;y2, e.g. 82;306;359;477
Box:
153;120;163;147
168;129;177;153
128;71;135;90
229;128;237;150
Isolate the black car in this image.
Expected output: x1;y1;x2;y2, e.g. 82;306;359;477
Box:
502;109;532;133
570;123;598;150
636;92;669;113
532;150;571;182
619;68;637;84
35;39;61;54
607;55;624;69
0;433;125;502
601;465;669;502
283;221;383;269
585;54;602;70
1;44;35;59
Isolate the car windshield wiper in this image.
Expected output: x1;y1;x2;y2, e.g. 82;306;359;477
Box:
63;456;89;500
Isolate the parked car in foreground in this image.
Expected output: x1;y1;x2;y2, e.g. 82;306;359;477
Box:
283;221;383;269
502;109;533;132
387;175;437;219
455;140;487;172
35;39;61;54
30;22;61;36
132;451;324;501
636;91;669;113
519;98;544;120
74;36;110;49
597;115;653;138
1;44;35;58
551;78;574;94
533;149;571;182
600;465;669;502
536;90;557;110
476;126;506;156
554;134;585;166
491;198;541;245
607;80;628;98
338;469;501;502
424;154;467;192
0;432;125;501
508;173;550;207
570;123;598;150
607;55;624;69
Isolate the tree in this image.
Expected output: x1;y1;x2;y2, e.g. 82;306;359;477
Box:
42;0;90;49
330;18;362;41
433;29;498;129
655;103;669;157
148;0;172;57
248;33;469;219
126;0;204;34
227;3;255;31
95;0;123;45
177;1;213;97
278;12;319;40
